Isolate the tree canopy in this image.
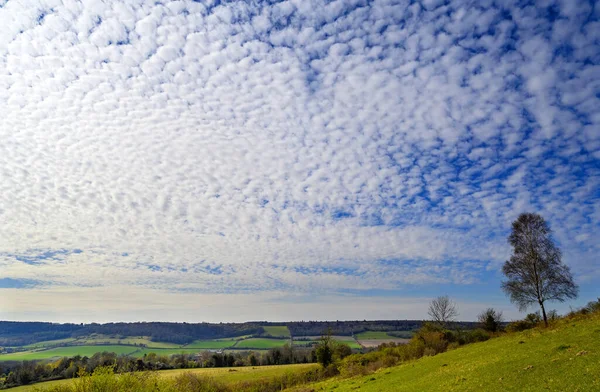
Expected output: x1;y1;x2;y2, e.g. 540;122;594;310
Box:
502;212;578;326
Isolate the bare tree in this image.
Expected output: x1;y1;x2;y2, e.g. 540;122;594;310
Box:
428;295;458;328
502;213;578;326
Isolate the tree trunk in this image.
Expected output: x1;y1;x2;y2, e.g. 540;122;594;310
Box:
540;301;548;327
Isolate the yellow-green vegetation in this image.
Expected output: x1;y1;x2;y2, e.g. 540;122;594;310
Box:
234;338;290;349
261;326;291;337
10;364;319;392
0;346;138;361
289;312;600;391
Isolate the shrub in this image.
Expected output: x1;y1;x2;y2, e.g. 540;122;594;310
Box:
505;320;534;333
465;329;491;343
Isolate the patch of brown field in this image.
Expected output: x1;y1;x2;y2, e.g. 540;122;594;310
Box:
357;338;411;348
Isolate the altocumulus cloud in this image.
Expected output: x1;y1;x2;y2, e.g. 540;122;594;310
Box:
0;0;598;322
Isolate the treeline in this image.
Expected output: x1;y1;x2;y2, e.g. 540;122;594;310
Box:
0;319;475;346
0;322;264;346
0;345;317;389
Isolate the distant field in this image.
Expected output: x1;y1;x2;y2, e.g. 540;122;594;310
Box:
234;338;290;349
75;336;179;348
261;325;291;337
131;348;209;358
0;345;138;361
10;363;319;392
23;338;77;349
355;331;397;339
180;340;234;349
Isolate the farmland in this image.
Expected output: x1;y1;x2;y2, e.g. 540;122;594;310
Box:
355;331;412;348
0;346;138;361
261;325;291;337
234;338;290;349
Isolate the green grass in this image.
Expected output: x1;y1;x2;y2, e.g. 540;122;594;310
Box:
23;338;78;349
234;338;290;349
0;346;139;361
184;339;235;349
290;313;600;391
9;363;319;391
262;325;291;337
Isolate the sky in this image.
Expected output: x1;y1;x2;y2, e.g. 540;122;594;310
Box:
0;0;598;324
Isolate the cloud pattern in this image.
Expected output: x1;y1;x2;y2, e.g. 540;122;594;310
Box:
0;0;598;319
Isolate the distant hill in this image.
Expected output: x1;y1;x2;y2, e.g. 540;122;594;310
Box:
0;320;478;346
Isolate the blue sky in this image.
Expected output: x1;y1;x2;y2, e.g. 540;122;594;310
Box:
0;0;598;323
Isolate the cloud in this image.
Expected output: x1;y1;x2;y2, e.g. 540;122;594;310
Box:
0;0;598;320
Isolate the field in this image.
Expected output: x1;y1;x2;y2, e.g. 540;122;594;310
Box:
183;340;235;349
261;325;291;337
234;338;290;349
23;338;78;349
9;363;319;392
289;313;600;391
354;331;411;348
0;346;138;361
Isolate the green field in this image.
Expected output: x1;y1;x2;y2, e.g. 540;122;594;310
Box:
9;363;319;392
234;338;290;349
290;313;600;391
23;338;78;349
74;336;180;348
184;339;235;349
261;325;291;337
355;331;398;339
0;346;138;361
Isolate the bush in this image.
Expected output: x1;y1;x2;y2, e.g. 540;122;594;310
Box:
505;320;534;333
465;329;491;343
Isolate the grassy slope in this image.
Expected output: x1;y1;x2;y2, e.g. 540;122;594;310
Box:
10;364;319;392
291;313;600;392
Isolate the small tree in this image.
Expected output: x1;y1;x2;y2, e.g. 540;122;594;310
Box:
477;308;503;332
315;330;333;367
427;295;459;328
502;213;579;326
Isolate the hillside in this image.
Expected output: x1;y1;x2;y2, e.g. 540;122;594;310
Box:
289;312;600;391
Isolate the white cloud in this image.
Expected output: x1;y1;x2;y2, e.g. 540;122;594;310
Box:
0;0;598;321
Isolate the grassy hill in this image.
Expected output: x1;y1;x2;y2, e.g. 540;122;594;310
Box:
289;312;600;391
